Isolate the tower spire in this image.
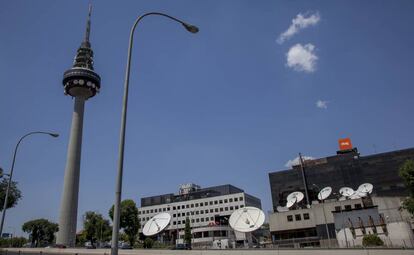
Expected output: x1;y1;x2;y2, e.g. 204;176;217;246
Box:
83;4;92;45
72;4;95;70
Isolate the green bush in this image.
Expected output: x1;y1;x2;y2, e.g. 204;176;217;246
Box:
143;237;154;249
362;234;384;247
0;237;28;248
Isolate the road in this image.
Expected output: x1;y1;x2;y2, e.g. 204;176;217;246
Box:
1;248;414;255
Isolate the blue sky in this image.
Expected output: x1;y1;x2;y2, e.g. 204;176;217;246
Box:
1;0;414;235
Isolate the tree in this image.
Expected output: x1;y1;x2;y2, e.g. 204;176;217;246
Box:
109;199;140;246
184;217;191;247
83;211;112;247
362;234;384;247
399;160;414;214
22;219;58;247
0;179;22;211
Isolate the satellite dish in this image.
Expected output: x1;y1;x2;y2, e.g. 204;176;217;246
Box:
142;212;171;236
317;187;332;201
339;187;355;197
287;191;304;204
357;183;373;194
229;207;265;233
276;206;289;212
286;197;296;209
349;193;361;199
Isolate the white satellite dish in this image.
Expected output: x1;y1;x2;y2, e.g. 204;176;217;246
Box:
285;198;296;209
349;193;361;199
287;191;304;204
339;187;355;197
276;206;289;212
317;186;332;201
357;183;373;194
229;207;265;233
142;212;171;236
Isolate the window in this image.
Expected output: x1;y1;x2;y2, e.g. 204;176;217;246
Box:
173;214;176;217
225;207;228;211
167;207;171;211
206;217;209;221
173;221;177;225
191;211;194;215
138;211;141;215
163;208;166;212
196;211;199;215
287;215;293;222
200;210;204;214
235;206;239;210
220;208;223;212
345;205;352;211
196;218;200;222
191;204;194;208
214;200;218;205
354;203;362;209
234;198;238;202
155;209;158;213
240;197;243;201
295;214;301;221
191;219;194;223
186;212;190;216
195;203;199;207
215;208;219;212
186;204;189;208
209;201;213;205
230;206;234;210
177;213;181;217
201;218;205;222
210;217;214;220
173;206;176;210
177;205;180;209
240;205;244;208
150;209;153;213
303;213;310;220
224;199;228;203
205;210;208;213
205;202;208;206
210;209;213;213
229;198;233;202
178;221;181;225
219;200;223;204
335;206;341;212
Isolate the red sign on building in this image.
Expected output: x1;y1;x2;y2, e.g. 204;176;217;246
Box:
338;138;353;151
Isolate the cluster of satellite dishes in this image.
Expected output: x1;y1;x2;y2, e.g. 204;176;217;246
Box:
142;207;266;237
276;183;374;212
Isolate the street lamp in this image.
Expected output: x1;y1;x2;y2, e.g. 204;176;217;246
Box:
0;131;59;236
311;184;331;247
110;12;198;255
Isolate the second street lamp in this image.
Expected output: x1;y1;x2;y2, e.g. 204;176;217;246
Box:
0;131;59;236
110;12;198;255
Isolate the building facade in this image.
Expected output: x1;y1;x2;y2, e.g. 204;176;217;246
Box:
138;184;261;248
268;146;414;248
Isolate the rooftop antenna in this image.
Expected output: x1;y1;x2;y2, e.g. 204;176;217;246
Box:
298;153;310;207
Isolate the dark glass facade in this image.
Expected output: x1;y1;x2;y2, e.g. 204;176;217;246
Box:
268;148;414;211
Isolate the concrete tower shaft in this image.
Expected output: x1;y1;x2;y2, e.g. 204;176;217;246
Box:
57;5;100;247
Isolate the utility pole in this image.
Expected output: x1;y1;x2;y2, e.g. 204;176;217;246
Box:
298;153;310;207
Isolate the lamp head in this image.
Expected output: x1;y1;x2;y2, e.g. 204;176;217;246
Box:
182;23;199;34
49;133;59;138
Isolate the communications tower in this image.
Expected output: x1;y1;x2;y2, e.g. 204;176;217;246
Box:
56;5;101;247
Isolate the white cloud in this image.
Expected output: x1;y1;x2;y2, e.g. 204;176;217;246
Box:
286;43;318;73
316;100;328;109
277;11;320;44
285;156;315;168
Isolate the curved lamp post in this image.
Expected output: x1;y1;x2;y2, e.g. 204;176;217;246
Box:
0;131;59;236
111;12;198;255
312;184;331;247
